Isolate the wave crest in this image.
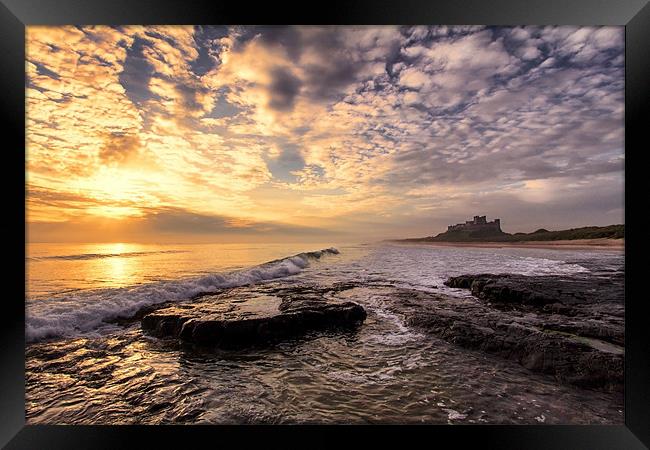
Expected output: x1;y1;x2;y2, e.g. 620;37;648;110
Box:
26;247;339;343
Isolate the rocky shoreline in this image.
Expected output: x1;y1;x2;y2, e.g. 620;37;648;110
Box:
392;273;624;391
137;269;623;392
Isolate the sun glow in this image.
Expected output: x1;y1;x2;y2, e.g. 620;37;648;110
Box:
26;25;625;243
68;167;163;218
86;205;144;219
91;168;147;201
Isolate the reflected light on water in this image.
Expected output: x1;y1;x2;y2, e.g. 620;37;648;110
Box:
91;243;142;289
27;242;342;297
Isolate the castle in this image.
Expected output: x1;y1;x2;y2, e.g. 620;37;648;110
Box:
447;215;502;232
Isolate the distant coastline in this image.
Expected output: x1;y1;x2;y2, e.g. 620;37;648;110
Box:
391;224;625;249
390;238;624;250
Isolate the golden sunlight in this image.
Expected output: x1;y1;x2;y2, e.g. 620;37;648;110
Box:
25;25;625;243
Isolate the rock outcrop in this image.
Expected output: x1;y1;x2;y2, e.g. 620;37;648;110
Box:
444;273;624;345
388;272;624;391
142;288;366;347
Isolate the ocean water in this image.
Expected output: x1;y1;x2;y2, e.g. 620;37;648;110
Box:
25;242;624;424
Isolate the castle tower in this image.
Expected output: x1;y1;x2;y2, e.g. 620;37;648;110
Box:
446;215;502;233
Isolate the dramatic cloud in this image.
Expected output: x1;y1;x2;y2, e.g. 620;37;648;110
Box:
26;26;624;243
98;133;141;165
267;67;302;111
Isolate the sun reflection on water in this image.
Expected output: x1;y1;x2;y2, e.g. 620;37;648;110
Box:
90;243;143;288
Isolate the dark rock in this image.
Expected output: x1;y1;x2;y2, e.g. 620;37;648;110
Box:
389;273;624;392
444;273;624;346
107;301;176;326
142;290;366;347
445;273;624;309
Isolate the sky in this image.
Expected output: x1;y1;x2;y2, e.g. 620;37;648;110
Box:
26;25;624;243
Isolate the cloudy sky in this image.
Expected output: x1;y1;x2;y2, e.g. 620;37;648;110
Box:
26;25;624;243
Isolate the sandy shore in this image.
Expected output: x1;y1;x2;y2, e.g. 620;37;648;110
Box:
392;238;624;251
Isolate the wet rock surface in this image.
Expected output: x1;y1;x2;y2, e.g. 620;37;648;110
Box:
26;244;626;425
445;273;624;345
141;284;367;347
387;272;624;392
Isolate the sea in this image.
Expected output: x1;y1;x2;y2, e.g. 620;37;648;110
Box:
25;242;625;424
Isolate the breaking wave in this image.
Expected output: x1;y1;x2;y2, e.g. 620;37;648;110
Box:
26;247;339;343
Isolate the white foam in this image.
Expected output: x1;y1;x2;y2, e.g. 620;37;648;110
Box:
362;294;425;346
358;245;593;297
26;248;339;343
443;409;468;421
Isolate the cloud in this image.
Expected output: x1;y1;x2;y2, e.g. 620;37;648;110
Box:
143;207;335;236
205;89;243;118
399;67;429;89
267;67;302;111
189;25;229;76
264;141;305;182
118;35;156;105
98;133;141;165
28;206;345;243
26;25;625;242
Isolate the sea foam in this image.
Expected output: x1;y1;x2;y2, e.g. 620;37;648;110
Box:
26;247;339;343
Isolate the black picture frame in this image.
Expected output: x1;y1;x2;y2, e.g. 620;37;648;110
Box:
2;0;648;448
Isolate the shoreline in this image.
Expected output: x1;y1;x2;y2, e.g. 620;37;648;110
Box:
389;238;624;250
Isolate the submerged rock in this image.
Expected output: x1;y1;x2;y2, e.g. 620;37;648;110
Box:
141;289;366;347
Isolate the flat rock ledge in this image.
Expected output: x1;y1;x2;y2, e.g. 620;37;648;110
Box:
390;272;624;392
444;273;624;346
141;292;366;347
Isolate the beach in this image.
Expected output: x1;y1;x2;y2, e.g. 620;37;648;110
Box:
393;238;624;251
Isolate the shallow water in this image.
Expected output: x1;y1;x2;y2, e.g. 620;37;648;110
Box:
25;242;624;424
